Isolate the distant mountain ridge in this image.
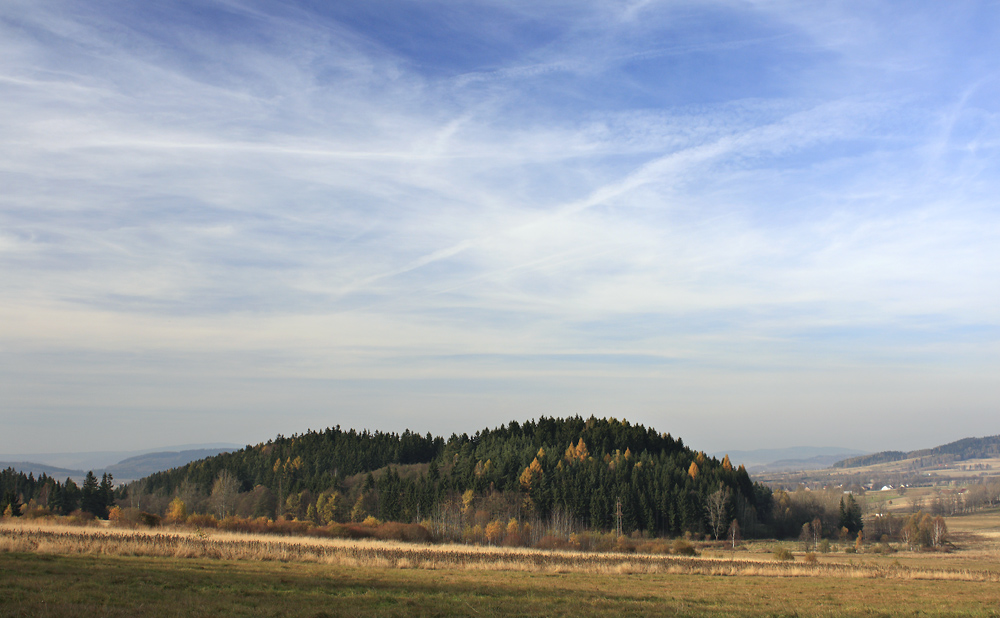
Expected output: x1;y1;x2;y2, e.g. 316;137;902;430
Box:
833;434;1000;468
0;443;241;473
0;444;239;482
714;447;868;472
0;461;85;479
105;449;238;480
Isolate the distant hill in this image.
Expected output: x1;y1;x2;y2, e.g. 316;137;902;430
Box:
756;455;867;472
0;461;84;479
715;447;868;472
0;443;242;474
0;444;238;482
105;448;237;481
137;416;767;537
833;435;1000;469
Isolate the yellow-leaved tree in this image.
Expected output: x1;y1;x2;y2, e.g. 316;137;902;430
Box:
722;454;733;472
485;519;504;545
519;457;544;490
167;497;187;523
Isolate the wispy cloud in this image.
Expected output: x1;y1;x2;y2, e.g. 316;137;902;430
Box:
2;0;999;453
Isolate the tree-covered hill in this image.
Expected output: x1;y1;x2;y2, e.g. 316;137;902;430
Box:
833;434;1000;469
134;416;770;538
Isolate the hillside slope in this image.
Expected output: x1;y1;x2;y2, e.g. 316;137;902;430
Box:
833;435;1000;469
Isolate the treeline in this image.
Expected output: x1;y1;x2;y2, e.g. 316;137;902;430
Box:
128;417;773;539
0;468;115;519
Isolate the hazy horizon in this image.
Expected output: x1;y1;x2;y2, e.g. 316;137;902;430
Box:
2;1;998;455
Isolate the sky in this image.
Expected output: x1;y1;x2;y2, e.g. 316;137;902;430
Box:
2;0;999;457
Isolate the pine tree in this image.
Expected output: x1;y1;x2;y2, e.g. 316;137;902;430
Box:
81;471;102;518
99;473;114;518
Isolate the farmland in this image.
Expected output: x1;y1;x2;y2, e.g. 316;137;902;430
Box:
4;516;1000;617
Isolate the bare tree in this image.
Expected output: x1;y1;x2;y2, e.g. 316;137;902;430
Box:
705;485;731;540
210;470;239;519
810;516;823;547
727;519;741;549
931;516;948;547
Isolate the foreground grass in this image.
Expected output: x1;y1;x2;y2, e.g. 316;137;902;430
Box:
4;551;1000;618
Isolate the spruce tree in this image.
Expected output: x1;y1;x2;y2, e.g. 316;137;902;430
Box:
81;471;102;518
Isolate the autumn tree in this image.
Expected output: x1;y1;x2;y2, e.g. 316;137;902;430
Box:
484;519;503;545
315;491;340;525
167;497;188;522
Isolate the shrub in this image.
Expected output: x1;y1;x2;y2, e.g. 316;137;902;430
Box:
66;510;95;525
186;513;218;529
361;516;382;527
614;536;637;553
219;515;256;533
268;517;311;536
672;539;697;556
773;547;794;561
373;522;432;543
316;523;373;539
818;539;831;553
138;512;161;527
113;507;158;529
803;552;818;564
22;505;52;520
536;535;570;550
641;540;673;555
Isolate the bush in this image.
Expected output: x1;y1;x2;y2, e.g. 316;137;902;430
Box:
773;547;794;561
672;539;697;556
218;515;258;533
803;552;818;564
818;539;831;553
186;513;218;529
22;505;53;520
66;510;95;525
536;535;571;550
315;523;373;539
138;512;161;527
268;517;311;536
373;522;432;543
640;540;673;555
614;536;637;553
112;507;159;529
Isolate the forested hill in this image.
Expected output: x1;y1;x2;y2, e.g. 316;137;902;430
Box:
136;416;769;538
833;434;1000;469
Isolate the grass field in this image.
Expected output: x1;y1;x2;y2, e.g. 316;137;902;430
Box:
4;518;1000;617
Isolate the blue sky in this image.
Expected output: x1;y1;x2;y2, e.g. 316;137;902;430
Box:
2;0;999;455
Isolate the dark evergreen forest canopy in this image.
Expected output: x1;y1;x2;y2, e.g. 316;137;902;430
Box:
134;416;770;537
0;467;113;519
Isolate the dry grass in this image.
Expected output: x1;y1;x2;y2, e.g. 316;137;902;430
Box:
3;519;999;583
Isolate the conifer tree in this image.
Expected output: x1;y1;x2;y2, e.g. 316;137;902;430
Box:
81;471;102;518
